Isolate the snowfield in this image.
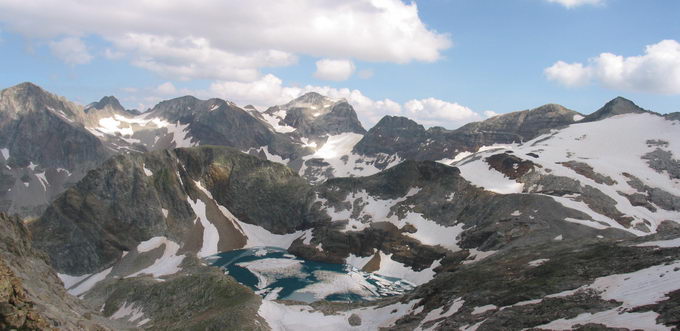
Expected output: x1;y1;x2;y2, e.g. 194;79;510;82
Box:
454;113;680;235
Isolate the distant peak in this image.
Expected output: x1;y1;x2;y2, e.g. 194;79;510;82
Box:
4;82;46;95
87;96;124;111
288;92;333;106
297;91;324;99
529;103;575;114
581;96;647;123
13;81;41;90
374;115;423;130
606;96;637;107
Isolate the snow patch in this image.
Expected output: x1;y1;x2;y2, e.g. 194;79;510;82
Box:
68;267;113;296
142;164;153;176
127;237;184;279
417;298;465;330
187;196;220;258
528;258;550;267
457;155;524;194
35;172;48;190
537;309;668;331
471;304;497;315
111;302;147;326
463;249;497;264
376;252;439;286
635;238;680;248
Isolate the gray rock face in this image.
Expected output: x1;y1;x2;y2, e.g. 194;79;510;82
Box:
264;92;366;137
0;83;112;217
31;146;312;275
147;96;301;155
353;103;581;164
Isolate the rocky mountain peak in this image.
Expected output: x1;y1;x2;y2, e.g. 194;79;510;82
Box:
150;96;242;121
261;92;365;137
0;82;78;119
374;115;425;132
531;103;572;114
147;95;202;121
581;96;648;122
5;82;43;95
353;116;426;156
288;92;332;107
318;101;366;134
86;95;124;112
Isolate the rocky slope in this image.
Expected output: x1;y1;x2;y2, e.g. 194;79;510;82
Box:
0;213;124;330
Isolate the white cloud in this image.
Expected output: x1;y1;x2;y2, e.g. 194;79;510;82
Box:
112;33;296;81
484;110;499;118
403;98;481;127
0;0;450;80
545;40;680;94
209;74;301;108
545;0;604;8
314;59;355;81
48;37;93;65
545;61;591;87
207;74;480;129
155;82;177;95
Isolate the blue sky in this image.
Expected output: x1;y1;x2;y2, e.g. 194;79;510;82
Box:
0;0;678;129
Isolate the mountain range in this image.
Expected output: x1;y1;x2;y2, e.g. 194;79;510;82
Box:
0;82;678;330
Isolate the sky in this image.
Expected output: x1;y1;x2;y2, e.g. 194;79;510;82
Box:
0;0;679;129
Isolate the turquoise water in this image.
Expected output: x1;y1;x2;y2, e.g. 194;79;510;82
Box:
208;247;413;303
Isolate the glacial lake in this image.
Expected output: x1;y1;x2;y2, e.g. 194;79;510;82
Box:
207;247;413;303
